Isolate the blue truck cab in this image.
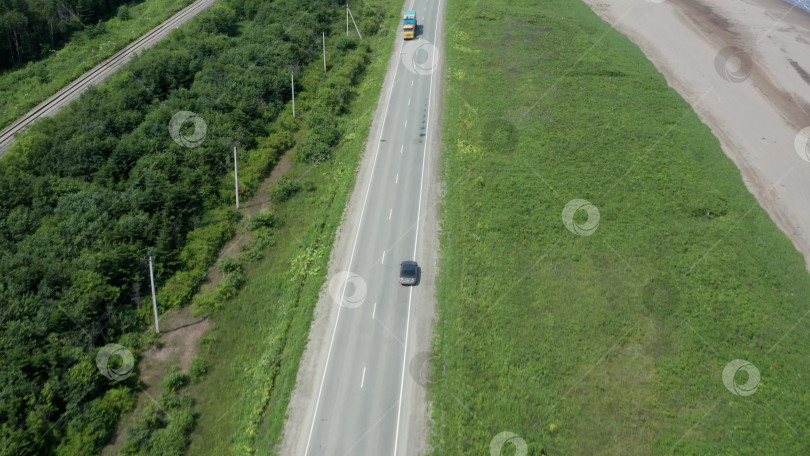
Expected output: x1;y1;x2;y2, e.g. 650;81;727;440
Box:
403;10;416;40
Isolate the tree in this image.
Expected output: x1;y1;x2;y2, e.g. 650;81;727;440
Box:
1;10;28;63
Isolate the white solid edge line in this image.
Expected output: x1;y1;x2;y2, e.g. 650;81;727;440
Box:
393;0;441;453
303;24;404;456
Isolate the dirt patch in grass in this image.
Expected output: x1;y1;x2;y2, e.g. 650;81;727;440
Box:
100;307;210;454
142;313;211;376
203;151;294;289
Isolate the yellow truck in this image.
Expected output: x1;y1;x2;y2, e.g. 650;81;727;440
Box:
403;10;416;40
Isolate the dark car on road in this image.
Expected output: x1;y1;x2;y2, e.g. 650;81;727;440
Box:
399;260;418;285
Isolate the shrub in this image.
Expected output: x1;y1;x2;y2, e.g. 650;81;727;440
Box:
298;136;332;163
316;78;353;115
162;367;189;393
246;210;279;231
189;357;209;383
117;5;131;21
335;35;359;52
244;248;264;263
306;107;340;146
359;4;385;36
198;3;238;36
217;257;242;274
272;176;300;202
218;270;246;300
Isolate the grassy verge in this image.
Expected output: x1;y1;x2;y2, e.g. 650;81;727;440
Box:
431;0;810;454
183;5;400;455
0;0;193;131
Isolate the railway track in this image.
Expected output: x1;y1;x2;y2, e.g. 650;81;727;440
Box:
0;0;218;155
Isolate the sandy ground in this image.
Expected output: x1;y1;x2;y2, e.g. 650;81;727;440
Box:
582;0;810;268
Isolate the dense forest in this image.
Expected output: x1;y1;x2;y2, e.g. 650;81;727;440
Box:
0;0;136;69
0;0;382;454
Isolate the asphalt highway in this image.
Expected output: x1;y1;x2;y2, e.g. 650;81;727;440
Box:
300;1;443;454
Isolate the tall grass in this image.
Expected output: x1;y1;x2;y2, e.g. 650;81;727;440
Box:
431;0;810;454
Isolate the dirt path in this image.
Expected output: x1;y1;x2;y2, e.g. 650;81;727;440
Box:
204;152;293;287
101;149;294;454
101;309;210;454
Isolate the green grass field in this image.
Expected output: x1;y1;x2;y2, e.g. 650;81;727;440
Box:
0;0;193;131
430;0;810;454
182;6;400;455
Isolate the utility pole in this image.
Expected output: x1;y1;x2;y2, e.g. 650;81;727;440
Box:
149;256;159;333
322;32;326;73
291;72;296;118
346;4;349;36
233;147;240;209
348;6;363;40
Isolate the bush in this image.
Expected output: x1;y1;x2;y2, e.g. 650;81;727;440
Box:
218;270;246;300
189;357;209;383
121;396;194;456
56;387;136;456
335;35;359;52
217;257;242;274
244;226;276;263
298;136;332;163
162;367;189;393
359;4;385;37
198;3;239;36
316;78;353;115
246;210;279;231
244;248;264;263
272;176;300;202
191;291;217;314
117;5;131;21
306;107;340;146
